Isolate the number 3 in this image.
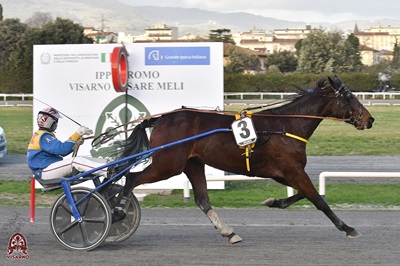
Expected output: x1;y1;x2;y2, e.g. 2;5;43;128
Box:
237;120;250;138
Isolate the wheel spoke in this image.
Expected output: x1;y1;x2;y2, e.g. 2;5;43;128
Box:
76;193;90;214
79;222;90;246
56;219;79;235
59;200;73;215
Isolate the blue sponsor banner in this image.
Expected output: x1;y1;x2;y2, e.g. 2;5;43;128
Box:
145;47;210;65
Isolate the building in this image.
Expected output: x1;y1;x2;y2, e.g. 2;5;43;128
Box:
354;24;398;65
83;27;117;44
273;24;313;40
112;22;399;66
142;23;179;41
234;25;313;54
358;44;380;66
234;24;399;66
359;25;400;51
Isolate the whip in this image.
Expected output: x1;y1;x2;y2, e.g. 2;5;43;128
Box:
34;97;82;126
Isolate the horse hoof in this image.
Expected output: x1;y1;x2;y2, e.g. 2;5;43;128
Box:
228;233;242;244
346;229;361;239
261;198;275;206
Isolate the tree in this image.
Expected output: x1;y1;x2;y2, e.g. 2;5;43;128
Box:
345;34;362;70
297;29;333;73
0;18;28;92
224;48;261;74
26;12;53;28
2;17;93;93
294;39;303;57
0;3;3;21
209;28;235;44
0;19;27;68
324;41;355;73
38;17;93;44
391;38;400;70
297;30;361;74
266;50;298;73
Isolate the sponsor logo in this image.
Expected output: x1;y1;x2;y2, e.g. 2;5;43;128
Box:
145;47;210;65
6;232;29;260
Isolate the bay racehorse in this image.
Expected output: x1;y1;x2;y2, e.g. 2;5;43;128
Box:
111;75;374;244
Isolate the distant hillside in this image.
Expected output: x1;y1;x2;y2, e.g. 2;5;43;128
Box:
2;0;400;36
133;6;308;35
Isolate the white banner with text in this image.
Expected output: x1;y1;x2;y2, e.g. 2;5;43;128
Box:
33;43;224;189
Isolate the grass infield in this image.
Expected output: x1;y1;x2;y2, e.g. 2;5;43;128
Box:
0;105;399;208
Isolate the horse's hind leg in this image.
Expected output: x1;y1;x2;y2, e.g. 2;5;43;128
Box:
184;158;242;244
261;193;305;208
260;178;305;208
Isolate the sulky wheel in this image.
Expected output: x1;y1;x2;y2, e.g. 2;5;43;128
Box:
102;184;141;243
50;187;112;251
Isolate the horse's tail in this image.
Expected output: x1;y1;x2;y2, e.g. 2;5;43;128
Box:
108;117;158;177
119;117;158;158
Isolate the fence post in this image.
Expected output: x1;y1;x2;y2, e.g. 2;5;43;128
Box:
287;187;294;197
30;178;35;222
183;180;190;202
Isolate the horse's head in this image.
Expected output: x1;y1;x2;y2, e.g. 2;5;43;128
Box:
328;75;374;129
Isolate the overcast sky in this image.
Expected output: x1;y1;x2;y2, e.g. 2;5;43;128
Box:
119;0;400;23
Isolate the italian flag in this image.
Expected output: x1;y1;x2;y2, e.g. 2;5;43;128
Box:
101;53;111;63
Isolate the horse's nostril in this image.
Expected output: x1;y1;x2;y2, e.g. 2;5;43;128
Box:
368;117;374;128
369;117;375;124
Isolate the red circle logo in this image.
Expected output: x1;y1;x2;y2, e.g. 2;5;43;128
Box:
111;47;129;92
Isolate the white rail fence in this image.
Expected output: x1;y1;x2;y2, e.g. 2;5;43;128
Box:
184;171;400;201
0;93;33;101
183;175;294;201
318;171;400;198
1;92;400;102
224;91;400;100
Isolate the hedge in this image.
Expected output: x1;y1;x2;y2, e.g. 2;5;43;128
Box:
224;72;400;92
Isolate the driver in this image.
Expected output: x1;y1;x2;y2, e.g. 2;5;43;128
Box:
27;107;108;180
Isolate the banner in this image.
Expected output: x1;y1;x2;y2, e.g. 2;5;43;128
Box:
33;43;224;189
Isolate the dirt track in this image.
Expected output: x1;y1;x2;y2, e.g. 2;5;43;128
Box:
1;207;400;265
1;155;400;265
2;154;400;183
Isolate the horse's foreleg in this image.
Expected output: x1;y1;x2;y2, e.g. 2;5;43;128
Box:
184;159;242;244
261;193;305;209
294;172;360;238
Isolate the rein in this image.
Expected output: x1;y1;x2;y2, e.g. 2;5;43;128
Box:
91;80;359;147
91;109;349;146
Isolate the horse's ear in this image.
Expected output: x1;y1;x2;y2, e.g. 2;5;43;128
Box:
333;75;341;83
328;76;335;88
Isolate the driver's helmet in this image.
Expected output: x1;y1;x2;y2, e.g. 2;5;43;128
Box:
37;107;60;132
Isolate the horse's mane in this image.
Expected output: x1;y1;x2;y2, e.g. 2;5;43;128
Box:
247;78;331;113
294;78;330;96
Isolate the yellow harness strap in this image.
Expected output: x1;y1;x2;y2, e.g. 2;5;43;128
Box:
284;132;308;143
235;112;255;172
234;112;308;172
